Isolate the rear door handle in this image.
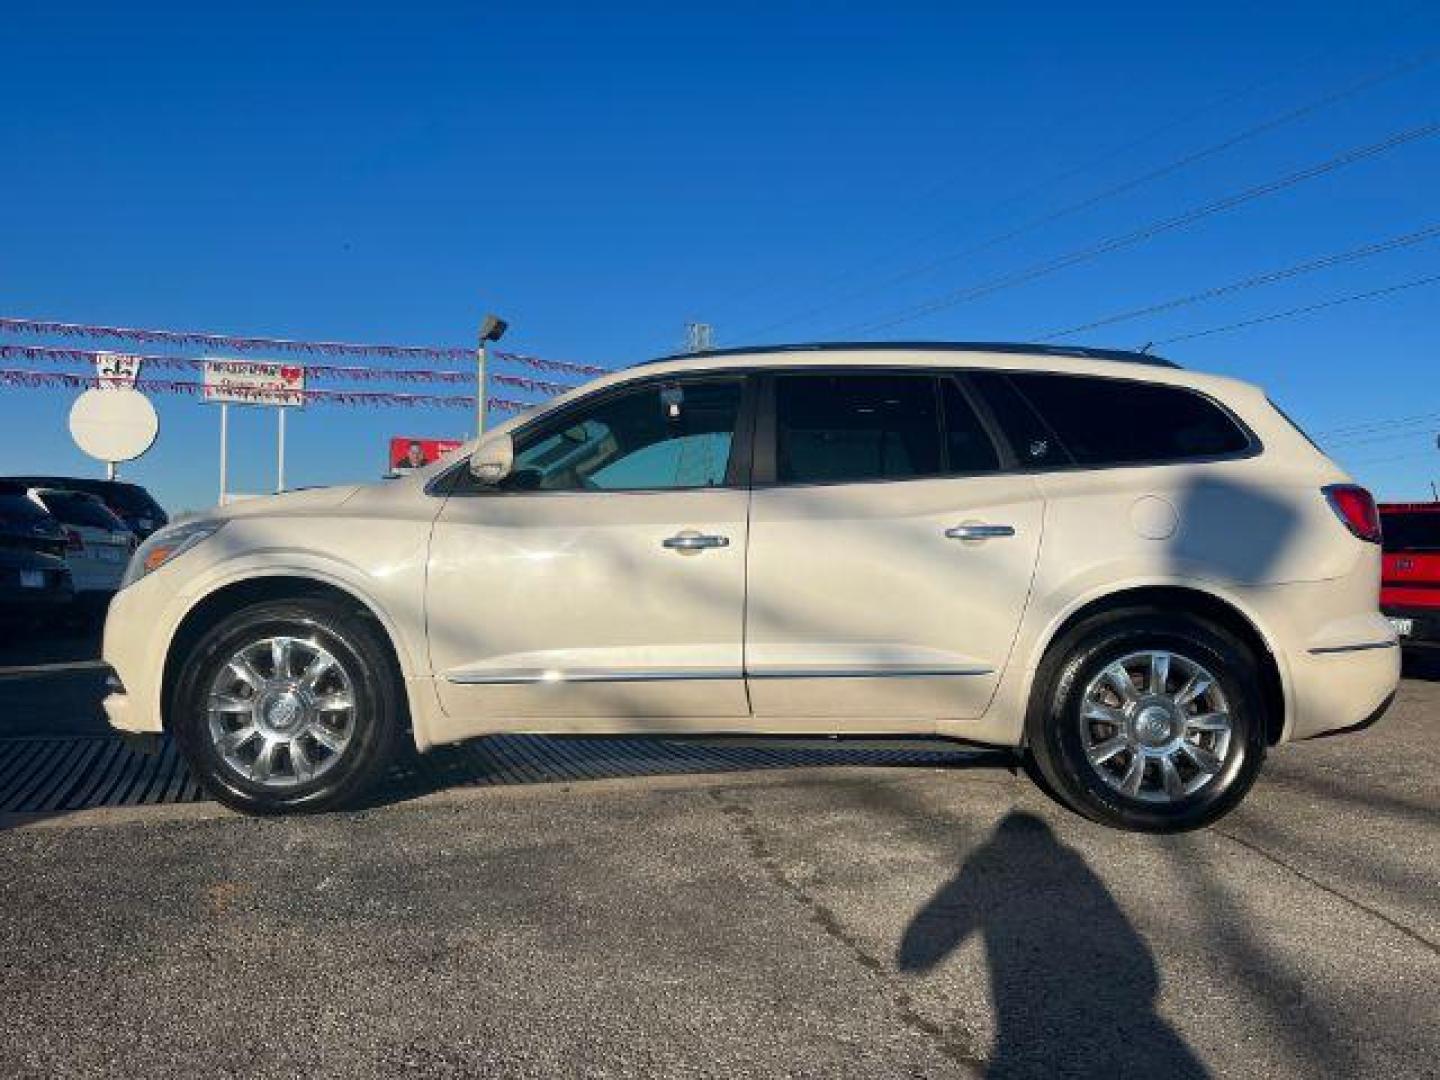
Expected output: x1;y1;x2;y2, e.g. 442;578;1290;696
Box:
663;532;730;551
945;523;1016;541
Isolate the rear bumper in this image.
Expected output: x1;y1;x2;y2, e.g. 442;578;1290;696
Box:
1284;635;1400;741
1381;604;1440;646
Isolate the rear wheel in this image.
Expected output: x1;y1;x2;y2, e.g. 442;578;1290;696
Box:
172;598;402;814
1026;610;1267;832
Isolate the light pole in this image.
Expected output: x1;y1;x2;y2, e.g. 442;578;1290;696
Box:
476;314;509;438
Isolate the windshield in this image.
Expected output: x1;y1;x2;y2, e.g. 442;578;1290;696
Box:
36;490;128;531
1381;512;1440;553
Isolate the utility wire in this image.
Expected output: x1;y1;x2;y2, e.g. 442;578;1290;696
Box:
1319;410;1440;438
829;122;1439;337
1155;272;1440;344
1037;224;1440;341
741;51;1438;340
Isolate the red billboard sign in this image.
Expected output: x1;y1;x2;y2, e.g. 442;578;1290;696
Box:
389;436;463;474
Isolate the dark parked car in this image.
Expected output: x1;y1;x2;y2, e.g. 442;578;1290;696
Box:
0;482;74;623
4;477;168;539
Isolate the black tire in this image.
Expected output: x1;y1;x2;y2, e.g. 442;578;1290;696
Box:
172;598;403;815
1025;608;1267;832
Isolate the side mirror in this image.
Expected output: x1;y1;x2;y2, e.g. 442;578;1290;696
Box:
468;433;515;485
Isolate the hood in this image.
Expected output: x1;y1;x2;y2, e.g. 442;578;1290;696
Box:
210;485;361;522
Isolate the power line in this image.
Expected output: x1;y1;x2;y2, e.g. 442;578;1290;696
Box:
1155;272;1440;344
828;122;1439;337
740;51;1437;340
1318;410;1440;438
1037;224;1440;341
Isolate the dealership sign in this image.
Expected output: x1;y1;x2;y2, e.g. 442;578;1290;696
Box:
389;436;463;474
202;359;306;407
94;351;142;389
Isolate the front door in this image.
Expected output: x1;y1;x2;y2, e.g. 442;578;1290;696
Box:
744;370;1044;727
427;374;753;735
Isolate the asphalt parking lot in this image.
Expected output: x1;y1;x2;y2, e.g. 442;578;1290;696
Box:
0;641;1436;1079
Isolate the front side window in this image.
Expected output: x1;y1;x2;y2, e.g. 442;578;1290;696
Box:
1004;373;1251;466
775;373;943;484
504;378;742;492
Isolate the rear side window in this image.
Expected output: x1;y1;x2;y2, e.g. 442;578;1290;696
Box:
1004;373;1251;466
35;490;127;530
776;374;943;484
1382;512;1440;553
967;371;1070;468
0;493;53;527
940;378;1001;473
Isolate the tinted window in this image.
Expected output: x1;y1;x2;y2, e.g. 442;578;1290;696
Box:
941;378;1001;473
1006;374;1251;465
506;379;741;492
0;494;53;529
1382;512;1440;553
35;490;129;530
776;374;942;484
967;372;1069;468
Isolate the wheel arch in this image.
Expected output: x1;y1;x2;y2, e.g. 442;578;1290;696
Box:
161;573;414;738
1030;584;1288;746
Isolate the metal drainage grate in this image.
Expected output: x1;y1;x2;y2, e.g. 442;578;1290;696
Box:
0;735;982;814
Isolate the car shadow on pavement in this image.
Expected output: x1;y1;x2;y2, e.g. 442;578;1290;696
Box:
898;810;1209;1080
352;736;1011;812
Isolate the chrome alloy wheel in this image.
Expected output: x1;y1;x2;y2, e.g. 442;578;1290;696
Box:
1078;650;1233;804
206;635;357;788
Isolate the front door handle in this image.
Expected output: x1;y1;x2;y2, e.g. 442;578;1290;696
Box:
663;532;730;551
945;523;1016;541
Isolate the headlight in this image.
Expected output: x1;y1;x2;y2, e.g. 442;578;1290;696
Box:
120;520;226;590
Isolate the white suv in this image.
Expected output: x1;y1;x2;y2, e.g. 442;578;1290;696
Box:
102;343;1400;830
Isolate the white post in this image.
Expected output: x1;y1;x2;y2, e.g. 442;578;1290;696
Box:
105;461;117;481
476;338;488;438
218;403;229;505
276;407;287;492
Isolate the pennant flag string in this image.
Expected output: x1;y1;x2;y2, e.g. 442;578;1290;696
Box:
0;366;532;413
0;343;580;393
0;316;611;378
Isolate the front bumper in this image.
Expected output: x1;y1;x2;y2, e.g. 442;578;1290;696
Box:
100;573;178;736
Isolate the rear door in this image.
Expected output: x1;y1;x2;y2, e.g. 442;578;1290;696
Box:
743;370;1045;727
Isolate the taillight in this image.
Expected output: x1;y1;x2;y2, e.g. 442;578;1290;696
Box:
1324;484;1382;544
64;528;84;552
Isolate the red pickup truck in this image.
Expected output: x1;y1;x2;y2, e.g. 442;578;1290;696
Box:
1379;502;1440;648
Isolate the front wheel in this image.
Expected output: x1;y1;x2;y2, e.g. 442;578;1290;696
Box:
1026;611;1267;832
172;598;402;814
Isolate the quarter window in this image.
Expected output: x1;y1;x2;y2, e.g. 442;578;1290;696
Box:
1004;373;1251;466
504;379;742;491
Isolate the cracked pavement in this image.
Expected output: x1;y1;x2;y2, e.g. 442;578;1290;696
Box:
0;658;1436;1078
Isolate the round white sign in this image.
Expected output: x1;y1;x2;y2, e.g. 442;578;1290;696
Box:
68;388;159;463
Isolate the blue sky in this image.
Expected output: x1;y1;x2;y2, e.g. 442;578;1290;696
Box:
1;0;1437;511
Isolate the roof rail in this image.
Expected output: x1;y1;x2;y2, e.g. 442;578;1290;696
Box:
639;341;1178;368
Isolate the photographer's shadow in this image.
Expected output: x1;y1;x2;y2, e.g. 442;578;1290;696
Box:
898;812;1208;1079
